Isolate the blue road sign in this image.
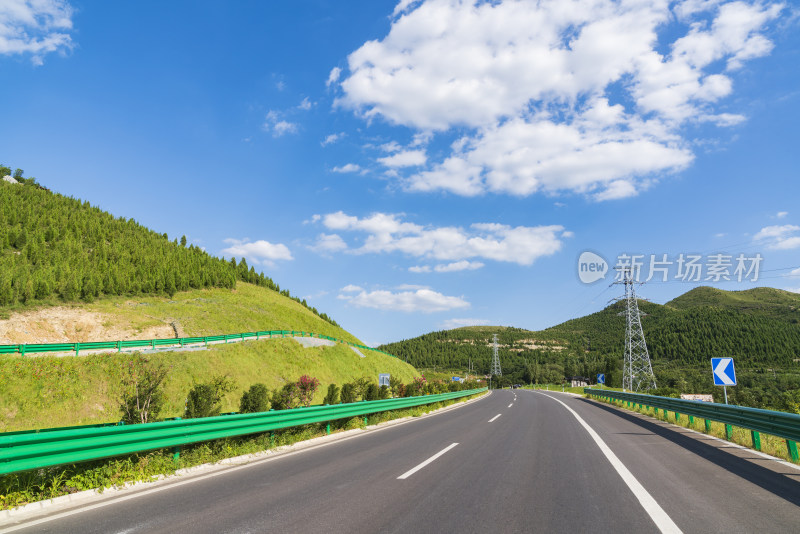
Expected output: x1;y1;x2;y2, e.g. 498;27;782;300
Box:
597;373;605;384
711;358;736;386
379;373;390;387
452;376;463;382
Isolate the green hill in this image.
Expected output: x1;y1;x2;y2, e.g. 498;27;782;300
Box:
0;174;336;326
379;287;800;411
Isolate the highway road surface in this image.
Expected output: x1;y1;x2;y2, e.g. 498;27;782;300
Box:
3;390;799;533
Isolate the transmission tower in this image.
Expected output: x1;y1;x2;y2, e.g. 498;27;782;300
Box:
614;267;656;392
490;334;502;376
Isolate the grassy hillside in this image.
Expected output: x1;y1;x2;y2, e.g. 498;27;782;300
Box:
380;287;800;411
0;282;422;431
0;338;417;432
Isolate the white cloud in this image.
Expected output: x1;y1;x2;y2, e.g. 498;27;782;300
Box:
785;268;800;278
753;224;800;250
331;163;362;173
334;0;784;200
341;284;364;293
0;0;74;65
435;260;484;272
311;233;348;253
221;238;293;265
785;287;800;294
441;318;491;329
343;288;469;313
410;261;484;273
327;67;342;87
298;97;313;110
315;211;565;265
263;111;299;137
273;120;299;136
377;149;427;168
776;211;788;219
321;132;345;146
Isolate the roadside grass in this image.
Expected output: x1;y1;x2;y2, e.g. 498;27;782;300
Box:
599;398;799;465
0;340;417;432
0;392;486;511
82;282;362;343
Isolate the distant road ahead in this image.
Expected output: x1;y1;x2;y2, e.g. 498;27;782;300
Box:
5;390;800;533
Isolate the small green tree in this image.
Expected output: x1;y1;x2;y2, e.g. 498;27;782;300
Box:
379;384;390;400
340;382;356;404
323;383;340;405
239;383;271;413
185;375;236;418
389;376;402;397
120;356;169;424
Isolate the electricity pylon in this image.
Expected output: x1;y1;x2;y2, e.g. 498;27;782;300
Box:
614;267;656;392
490;334;502;376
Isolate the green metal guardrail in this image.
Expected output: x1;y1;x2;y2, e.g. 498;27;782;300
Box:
0;330;397;359
584;388;800;462
0;388;487;475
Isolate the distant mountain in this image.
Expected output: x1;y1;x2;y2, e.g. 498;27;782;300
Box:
379;287;800;410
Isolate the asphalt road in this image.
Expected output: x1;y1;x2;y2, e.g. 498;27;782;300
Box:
4;390;800;533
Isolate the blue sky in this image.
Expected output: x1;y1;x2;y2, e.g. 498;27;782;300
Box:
2;0;799;346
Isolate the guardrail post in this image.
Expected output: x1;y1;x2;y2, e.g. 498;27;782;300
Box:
751;430;761;451
21;344;26;357
326;423;331;435
75;343;80;356
270;431;275;448
788;440;799;462
676;412;681;423
704;419;711;433
363;416;368;427
151;339;155;350
688;415;694;426
725;424;733;441
117;341;122;353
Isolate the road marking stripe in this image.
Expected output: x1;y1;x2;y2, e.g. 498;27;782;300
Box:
508;403;513;408
488;414;501;422
538;393;682;534
397;443;459;480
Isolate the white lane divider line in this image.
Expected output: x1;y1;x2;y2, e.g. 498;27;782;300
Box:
508;403;513;408
537;393;682;534
397;443;459;480
488;414;502;422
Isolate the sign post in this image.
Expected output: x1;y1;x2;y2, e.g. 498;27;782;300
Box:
711;358;736;404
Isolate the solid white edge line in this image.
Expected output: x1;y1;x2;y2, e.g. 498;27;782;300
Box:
537;392;682;534
488;414;501;423
0;393;492;532
397;443;459;480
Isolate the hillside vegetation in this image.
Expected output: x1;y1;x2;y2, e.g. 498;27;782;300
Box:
379;287;800;412
0;174;336;325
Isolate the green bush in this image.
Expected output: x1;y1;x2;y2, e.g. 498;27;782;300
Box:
185;376;235;418
323;384;340;405
271;383;298;410
364;383;379;401
340;383;356;404
379;384;390;400
239;383;271;413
